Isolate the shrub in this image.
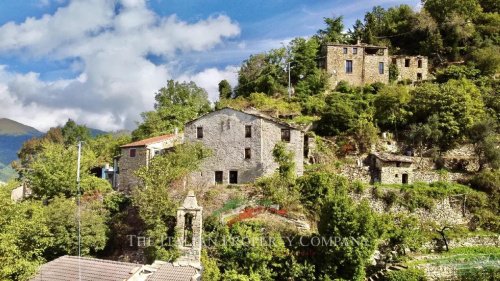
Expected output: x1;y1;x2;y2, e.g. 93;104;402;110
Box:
382;268;427;281
383;190;399;208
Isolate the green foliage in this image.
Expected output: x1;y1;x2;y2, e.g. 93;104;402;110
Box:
382;268;427;281
272;142;296;180
382;214;429;253
218;93;302;116
133;143;210;261
389;63;399;83
435;65;481;83
408;79;485;150
87;133;131;164
24;142;111;199
350;118;379;153
297;172;348;213
459;267;500;281
468;117;500;170
315;16;347;44
61;119;91;146
218;79;233;100
318;197;380;280
132;80;211;140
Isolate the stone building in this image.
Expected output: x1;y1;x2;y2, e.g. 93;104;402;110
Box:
184;107;305;186
31;192;203;281
391;55;429;82
321;43;389;86
116;133;183;192
370;152;413;184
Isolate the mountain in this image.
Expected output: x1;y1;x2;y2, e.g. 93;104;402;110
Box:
0;118;43;182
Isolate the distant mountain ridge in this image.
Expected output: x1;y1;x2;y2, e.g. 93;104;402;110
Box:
0;118;41;136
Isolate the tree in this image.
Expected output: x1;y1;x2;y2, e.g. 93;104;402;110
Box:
24;142;111;199
374;85;411;133
318;197;379;280
132;80;211;140
350;118;379;153
133;143;210;261
468;117;500;171
471;46;500;76
218;80;233;100
315;16;347;44
272;142;296;180
61;119;91;146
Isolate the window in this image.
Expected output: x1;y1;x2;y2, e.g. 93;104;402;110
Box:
396;162;401;167
229;171;238;184
418;59;422;68
405;59;410;67
345;60;353;73
196;126;203;139
245;148;251;159
215;171;223;184
129;148;136;158
417;73;422;80
281;129;291;142
245;125;252;138
183;213;194;246
392;58;397;64
353;47;357;54
379;62;384;74
343;47;348;54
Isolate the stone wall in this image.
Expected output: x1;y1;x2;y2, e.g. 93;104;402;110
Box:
117;147;148;192
324;44;389;87
185;108;304;187
392;56;429;81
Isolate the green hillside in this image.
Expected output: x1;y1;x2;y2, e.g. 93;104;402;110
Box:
0;118;40;136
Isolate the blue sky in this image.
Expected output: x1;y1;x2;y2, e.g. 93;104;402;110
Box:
0;0;419;131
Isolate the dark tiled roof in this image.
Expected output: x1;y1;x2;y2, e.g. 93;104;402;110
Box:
120;134;177;148
371;152;413;163
324;43;388;49
147;263;199;281
31;256;141;281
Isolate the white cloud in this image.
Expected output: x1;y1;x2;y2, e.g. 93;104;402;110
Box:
178;66;239;102
0;0;240;131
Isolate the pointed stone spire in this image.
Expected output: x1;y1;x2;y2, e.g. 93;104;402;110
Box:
176;191;203;265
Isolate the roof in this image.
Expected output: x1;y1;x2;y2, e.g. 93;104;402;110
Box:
371;152;413;163
185;107;304;131
147;262;199;281
31;256;141;281
324;43;388;49
120;134;178;148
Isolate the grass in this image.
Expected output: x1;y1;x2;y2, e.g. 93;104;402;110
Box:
411;246;500;268
211;196;247;218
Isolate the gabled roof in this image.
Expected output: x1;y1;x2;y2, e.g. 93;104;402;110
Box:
324;43;388;49
120;134;178;148
185;107;303;131
31;256;141;281
371;152;413;163
147;262;199;281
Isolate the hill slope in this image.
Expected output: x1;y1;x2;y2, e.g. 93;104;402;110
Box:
0;118;43;182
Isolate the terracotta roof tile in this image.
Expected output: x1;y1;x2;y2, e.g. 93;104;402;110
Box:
31;256;141;281
147;263;199;281
120;134;178;148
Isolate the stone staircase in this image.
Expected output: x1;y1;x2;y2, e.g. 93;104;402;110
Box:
366;264;408;281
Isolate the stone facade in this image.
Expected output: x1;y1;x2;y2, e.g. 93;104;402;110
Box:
176;191;203;265
322;43;389;87
371;152;414;184
391;55;429;82
116;134;183;192
185;108;304;187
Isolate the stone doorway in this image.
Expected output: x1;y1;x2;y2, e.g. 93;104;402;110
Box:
229;171;238;184
402;173;408;184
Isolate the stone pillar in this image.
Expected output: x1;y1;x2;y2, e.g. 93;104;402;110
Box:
176;190;202;264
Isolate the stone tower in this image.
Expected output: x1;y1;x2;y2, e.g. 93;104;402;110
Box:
176;190;203;265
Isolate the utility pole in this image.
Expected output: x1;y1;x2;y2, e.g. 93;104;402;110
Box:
287;61;292;99
76;141;82;281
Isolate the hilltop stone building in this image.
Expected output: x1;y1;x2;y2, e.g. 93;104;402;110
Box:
184;107;305;186
31;192;203;281
321;43;428;87
391;55;429;82
322;43;389;86
116;133;183;192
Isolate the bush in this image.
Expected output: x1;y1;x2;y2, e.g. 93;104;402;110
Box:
297;172;348;212
458;266;500;281
383;190;399;208
382;268;427;281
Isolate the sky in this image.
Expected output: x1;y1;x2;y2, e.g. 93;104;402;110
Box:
0;0;419;132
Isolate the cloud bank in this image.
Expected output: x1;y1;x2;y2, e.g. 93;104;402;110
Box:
0;0;240;131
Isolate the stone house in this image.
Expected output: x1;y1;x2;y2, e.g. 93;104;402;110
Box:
321;43;389;86
184;107;305;186
370;152;414;184
32;192;203;281
391;55;429;82
116;133;183;192
321;42;428;86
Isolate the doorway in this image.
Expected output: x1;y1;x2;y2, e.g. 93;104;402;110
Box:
215;171;223;184
229;171;238;184
402;173;409;184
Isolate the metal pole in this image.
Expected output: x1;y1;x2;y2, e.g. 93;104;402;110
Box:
288;62;291;99
76;141;82;281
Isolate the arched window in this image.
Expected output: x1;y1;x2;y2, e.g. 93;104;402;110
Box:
184;213;194;246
